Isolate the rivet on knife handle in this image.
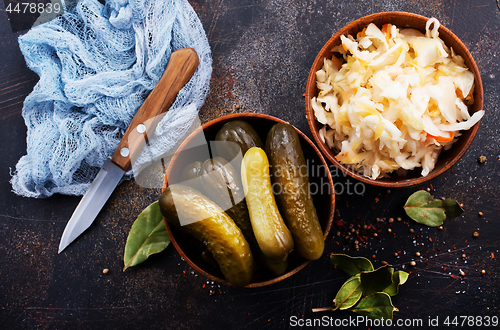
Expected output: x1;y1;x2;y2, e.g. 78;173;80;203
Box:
111;48;199;172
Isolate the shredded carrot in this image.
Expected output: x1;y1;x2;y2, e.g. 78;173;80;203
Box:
426;131;455;143
331;55;344;70
382;24;392;41
492;252;495;259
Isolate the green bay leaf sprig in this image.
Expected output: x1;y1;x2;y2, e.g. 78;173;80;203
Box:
404;190;464;227
313;254;408;320
123;201;171;271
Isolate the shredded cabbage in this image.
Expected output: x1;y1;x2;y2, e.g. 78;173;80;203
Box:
312;18;484;179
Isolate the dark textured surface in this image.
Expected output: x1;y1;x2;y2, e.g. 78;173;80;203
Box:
1;1;499;329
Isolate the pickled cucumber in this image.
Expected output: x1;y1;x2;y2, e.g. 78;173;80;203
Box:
265;123;324;260
200;157;250;232
159;184;254;287
201;157;288;275
241;147;294;262
180;160;204;192
215;120;264;160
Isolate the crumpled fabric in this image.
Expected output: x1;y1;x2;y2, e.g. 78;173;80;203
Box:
10;0;212;198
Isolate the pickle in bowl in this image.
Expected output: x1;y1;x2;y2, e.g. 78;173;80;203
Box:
266;123;324;261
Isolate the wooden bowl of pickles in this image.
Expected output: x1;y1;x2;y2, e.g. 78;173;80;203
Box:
160;113;334;287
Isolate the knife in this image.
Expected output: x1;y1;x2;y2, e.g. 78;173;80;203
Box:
58;48;199;253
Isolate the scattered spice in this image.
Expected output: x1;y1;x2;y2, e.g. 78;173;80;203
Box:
478;211;483;216
426;187;431;192
388;218;394;223
387;228;392;233
473;231;480;238
438;226;443;230
415;252;421;257
102;268;109;274
409;228;415;234
460;271;465;276
397;217;402;222
394;252;399;257
481;270;486;275
462;254;466;258
410;261;416;267
478;155;486;163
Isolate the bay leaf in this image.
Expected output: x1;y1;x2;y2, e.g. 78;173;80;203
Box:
123;201;171;271
330;253;374;277
360;265;394;296
441;198;465;218
383;270;409;296
404;190;464;227
334;274;362;310
351;292;396;320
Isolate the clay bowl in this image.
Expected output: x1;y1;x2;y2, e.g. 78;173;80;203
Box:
305;12;484;187
162;113;334;288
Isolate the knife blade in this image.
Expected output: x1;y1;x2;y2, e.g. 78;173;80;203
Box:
58;48;199;253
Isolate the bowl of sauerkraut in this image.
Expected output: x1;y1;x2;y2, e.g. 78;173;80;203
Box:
305;12;484;187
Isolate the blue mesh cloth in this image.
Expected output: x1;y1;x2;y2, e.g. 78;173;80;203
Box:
10;0;212;198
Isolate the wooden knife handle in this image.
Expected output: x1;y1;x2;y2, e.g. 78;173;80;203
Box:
111;48;199;171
